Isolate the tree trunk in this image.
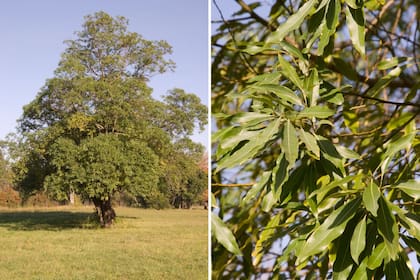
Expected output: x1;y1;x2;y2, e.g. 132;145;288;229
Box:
92;197;116;227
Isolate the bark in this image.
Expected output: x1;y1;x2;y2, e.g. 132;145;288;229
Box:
92;197;116;227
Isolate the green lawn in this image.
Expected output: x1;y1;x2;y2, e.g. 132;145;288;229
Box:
0;206;208;280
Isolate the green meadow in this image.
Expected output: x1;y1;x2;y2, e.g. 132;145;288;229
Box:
0;207;208;280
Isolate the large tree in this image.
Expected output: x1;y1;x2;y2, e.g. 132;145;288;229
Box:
212;0;419;279
13;12;207;227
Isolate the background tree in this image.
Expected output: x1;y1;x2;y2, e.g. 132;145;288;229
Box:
212;0;419;279
12;11;207;227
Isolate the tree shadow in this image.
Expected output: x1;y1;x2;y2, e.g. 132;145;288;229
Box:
0;210;100;231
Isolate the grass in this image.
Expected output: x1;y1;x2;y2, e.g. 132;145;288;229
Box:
0;206;208;280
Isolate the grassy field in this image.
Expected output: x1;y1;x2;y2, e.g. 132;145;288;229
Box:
0;206;208;280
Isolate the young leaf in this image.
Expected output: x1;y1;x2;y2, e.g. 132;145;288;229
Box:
211;213;242;256
350;216;366;264
345;5;365;56
363;180;381;217
267;0;318;43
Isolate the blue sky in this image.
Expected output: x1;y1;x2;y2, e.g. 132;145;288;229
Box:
0;0;209;148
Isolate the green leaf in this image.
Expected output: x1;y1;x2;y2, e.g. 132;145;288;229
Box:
304;68;320;107
211;213;242;256
312;174;359;203
297;197;362;262
395;255;415;280
393;180;420;200
350;217;366;264
216;118;281;171
271;153;289;200
232;112;274;125
363;180;381;216
377;57;409;70
335;145;361;159
367;242;388;269
242;171;271;205
332;57;359;81
281;120;298;167
352;257;368;280
299;128;320;158
253;213;281;266
345;6;365;56
249;83;303;106
377;197;399;260
276;56;304;92
267;0;318;43
366;67;402;97
297;106;335;119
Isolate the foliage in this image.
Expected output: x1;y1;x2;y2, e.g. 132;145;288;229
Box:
212;0;420;279
11;12;207;226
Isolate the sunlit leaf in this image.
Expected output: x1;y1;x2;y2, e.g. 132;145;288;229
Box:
350;216;366;264
267;0;318;43
297;197;361;262
367;242;388;269
345;5;365;56
299;128;320;158
393;180;420;200
253;213;281;266
363;180;381;217
211;213;242;256
297;106;335;119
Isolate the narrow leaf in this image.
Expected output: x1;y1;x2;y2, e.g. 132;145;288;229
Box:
211;213;242;256
299;128;320;158
345;6;365;56
277;56;304;92
377;197;399;260
253;213;281;266
351;217;366;264
377;57;409;70
216;118;281;171
367;242;387;269
363;180;380;216
242;171;271;205
267;0;318;43
297;106;335;119
394;180;420;200
249;83;303;106
281;120;298;167
297;197;361;261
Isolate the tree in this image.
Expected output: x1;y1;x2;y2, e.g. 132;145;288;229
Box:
13;11;207;227
212;0;419;279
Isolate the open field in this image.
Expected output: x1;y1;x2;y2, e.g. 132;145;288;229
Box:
0;206;208;280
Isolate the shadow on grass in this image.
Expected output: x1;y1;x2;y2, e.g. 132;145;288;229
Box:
0;211;100;231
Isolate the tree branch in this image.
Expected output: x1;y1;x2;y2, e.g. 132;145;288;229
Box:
342;92;420;108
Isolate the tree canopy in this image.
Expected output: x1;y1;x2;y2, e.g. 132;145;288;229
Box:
212;0;419;279
11;11;207;227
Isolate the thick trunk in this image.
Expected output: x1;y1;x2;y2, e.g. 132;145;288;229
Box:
92;197;116;227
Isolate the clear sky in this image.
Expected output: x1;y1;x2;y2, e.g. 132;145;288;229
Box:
0;0;209;148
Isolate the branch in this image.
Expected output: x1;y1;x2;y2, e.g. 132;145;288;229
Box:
235;0;277;31
343;92;420;108
212;183;255;188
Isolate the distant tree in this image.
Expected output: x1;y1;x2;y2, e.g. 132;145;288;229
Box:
12;12;207;227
